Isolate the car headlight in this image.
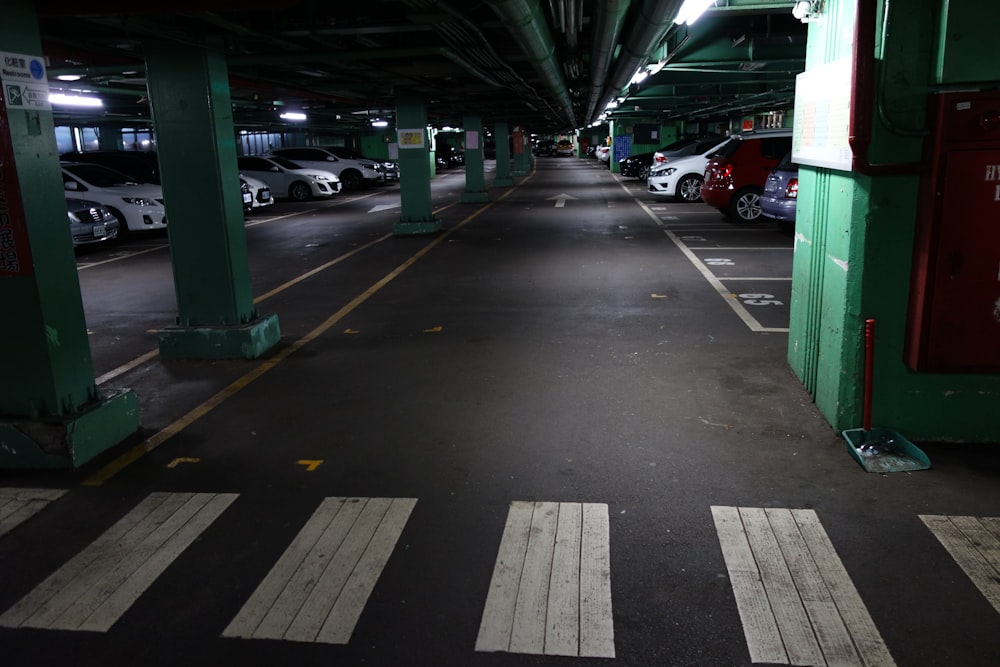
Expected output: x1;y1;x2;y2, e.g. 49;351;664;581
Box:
121;196;157;206
311;174;331;181
67;211;81;223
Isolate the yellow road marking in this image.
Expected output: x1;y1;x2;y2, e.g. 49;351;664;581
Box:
423;325;444;333
297;459;324;471
82;192;519;486
167;457;201;468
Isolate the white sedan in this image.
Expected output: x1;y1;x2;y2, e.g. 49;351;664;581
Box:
646;138;730;203
236;155;341;201
62;162;167;234
240;174;274;211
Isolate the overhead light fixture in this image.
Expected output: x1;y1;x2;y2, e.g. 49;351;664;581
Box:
673;0;715;26
630;70;648;85
280;112;307;121
55;74;83;82
791;0;823;22
371;119;389;128
49;93;102;107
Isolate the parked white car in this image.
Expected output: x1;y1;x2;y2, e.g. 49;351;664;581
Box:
646;138;730;202
240;174;274;211
236;155;341;201
61;162;166;234
270;147;382;190
594;145;611;163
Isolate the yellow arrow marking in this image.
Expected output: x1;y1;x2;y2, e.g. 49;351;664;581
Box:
344;328;360;334
423;326;443;333
651;294;668;299
297;459;323;471
167;457;201;468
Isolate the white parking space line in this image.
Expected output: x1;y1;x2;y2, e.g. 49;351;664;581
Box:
476;501;614;658
920;515;1000;614
721;277;793;282
0;492;237;632
223;497;416;644
0;488;66;538
712;506;895;666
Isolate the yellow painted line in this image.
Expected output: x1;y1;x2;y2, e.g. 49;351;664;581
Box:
82;192;518;486
297;459;324;471
167;457;201;468
423;325;444;333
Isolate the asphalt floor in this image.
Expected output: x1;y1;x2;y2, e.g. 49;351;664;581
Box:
2;157;999;666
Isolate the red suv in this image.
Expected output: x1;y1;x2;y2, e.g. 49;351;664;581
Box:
701;129;793;222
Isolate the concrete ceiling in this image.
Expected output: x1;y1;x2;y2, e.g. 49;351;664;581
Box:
36;0;807;133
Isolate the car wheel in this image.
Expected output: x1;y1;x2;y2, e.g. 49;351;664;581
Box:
676;175;703;202
639;165;650;181
340;169;364;190
289;181;312;201
728;187;763;222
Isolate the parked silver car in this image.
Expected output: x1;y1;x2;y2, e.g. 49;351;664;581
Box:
66;197;119;247
270;147;382;190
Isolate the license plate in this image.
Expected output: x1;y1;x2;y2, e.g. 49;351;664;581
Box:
93;224;106;238
243;192;253;204
764;181;778;193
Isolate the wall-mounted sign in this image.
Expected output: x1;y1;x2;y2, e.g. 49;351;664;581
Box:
792;56;854;171
397;129;425;149
1;52;50;111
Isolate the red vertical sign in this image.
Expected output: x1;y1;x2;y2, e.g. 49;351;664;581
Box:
0;97;33;276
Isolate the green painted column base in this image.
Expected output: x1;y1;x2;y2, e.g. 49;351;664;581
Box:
493;177;514;187
460;191;490;203
158;312;281;360
0;389;140;469
393;220;442;236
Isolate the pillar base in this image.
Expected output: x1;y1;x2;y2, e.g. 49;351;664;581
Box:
512;169;528;177
460;191;490;203
393;220;442;236
492;177;514;187
158;312;280;360
0;389;140;469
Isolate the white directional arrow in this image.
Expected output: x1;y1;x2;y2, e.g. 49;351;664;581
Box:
547;193;578;208
368;203;401;213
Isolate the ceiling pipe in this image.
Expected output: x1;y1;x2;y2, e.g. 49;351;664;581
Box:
485;0;576;127
583;0;632;124
38;0;300;15
591;0;683;125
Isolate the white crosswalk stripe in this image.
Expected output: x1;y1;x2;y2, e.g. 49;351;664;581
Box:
476;501;614;658
712;506;896;666
0;487;66;538
0;491;236;632
920;514;1000;614
223;496;416;644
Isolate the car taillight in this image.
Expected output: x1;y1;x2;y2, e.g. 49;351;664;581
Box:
719;163;733;178
654;153;666;163
786;178;799;198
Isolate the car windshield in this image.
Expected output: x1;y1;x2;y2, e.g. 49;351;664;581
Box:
270;156;304;170
63;163;139;187
776;151;797;169
715;138;742;159
656;137;699;153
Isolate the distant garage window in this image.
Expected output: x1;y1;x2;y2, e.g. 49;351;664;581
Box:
54;126;74;154
632;123;659;144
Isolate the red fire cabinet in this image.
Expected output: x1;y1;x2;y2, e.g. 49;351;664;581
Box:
906;91;1000;372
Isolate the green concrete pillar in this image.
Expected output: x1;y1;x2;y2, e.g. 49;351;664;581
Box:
144;42;280;359
512;125;530;176
96;123;123;151
493;121;513;187
461;114;489;203
0;0;139;469
394;95;441;235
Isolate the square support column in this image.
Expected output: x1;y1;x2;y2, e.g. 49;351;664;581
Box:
493;121;514;187
461;114;490;203
0;0;139;468
144;42;280;359
393;95;441;235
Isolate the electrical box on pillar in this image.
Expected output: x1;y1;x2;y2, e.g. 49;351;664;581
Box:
905;91;1000;372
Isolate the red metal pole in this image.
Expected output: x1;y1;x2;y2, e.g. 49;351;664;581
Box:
863;319;876;431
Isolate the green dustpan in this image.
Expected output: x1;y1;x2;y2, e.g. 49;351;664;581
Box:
843;426;931;473
843;319;931;473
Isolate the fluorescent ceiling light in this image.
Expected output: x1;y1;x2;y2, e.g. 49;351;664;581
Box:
371;120;389;128
49;93;102;107
674;0;715;26
280;112;307;121
630;70;649;85
55;74;83;82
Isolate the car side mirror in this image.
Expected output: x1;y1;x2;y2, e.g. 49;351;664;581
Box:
326;156;336;162
64;180;79;191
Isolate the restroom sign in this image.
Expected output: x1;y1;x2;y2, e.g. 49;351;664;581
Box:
1;52;50;111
